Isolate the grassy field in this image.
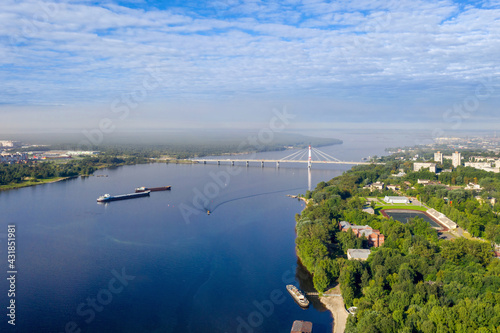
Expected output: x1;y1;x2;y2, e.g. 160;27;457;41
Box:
370;202;428;215
0;177;71;191
377;205;428;212
373;205;428;218
365;197;428;212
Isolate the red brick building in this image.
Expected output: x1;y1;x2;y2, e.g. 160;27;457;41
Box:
339;221;385;247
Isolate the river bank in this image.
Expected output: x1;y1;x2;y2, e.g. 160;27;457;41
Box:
0;175;78;191
290;194;347;333
0;159;196;192
287;194;310;205
319;285;348;333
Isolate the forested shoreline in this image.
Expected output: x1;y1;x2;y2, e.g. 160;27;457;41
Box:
1;135;343;189
0;155;149;188
295;162;500;332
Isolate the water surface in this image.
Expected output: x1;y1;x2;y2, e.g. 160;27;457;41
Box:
0;132;422;332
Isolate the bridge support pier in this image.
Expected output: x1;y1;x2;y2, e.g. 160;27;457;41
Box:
308;145;312;169
231;161;234;166
217;161;220;166
203;161;206;164
261;161;264;168
276;161;280;168
246;161;249;167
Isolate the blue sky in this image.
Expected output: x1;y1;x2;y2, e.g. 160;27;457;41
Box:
1;0;499;133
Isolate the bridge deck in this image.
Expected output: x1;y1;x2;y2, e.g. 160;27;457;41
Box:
192;159;381;165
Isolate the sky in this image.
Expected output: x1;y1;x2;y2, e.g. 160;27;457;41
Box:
1;0;499;135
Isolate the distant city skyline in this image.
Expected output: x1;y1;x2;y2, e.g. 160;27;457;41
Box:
1;0;499;133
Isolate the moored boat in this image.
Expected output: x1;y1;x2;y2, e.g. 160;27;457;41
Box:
286;285;309;308
135;186;171;193
291;320;313;333
97;191;151;202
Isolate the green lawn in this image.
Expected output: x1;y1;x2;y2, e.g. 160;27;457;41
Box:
0;177;68;191
376;204;428;212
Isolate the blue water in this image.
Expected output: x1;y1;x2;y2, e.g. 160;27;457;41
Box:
384;211;442;229
0;132;423;333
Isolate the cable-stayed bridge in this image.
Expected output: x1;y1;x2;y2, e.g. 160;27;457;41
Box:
192;146;383;168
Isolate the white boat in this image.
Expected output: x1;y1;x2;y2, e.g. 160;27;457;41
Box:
286;285;309;308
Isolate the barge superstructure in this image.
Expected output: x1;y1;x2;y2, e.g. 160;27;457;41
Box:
97;191;151;202
135;186;171;193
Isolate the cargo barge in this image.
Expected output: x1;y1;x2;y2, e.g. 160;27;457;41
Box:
291;320;313;333
97;191;151;202
286;285;310;308
135;186;171;193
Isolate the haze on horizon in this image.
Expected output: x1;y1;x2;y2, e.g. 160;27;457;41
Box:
1;0;499;136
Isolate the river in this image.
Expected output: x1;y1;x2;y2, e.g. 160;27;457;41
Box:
0;129;426;333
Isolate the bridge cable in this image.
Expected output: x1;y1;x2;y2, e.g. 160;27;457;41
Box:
279;148;307;161
294;149;309;161
312;147;343;162
311;148;333;162
310;150;322;162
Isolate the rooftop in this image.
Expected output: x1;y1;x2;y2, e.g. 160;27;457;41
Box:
291;320;313;333
339;221;372;231
347;249;371;260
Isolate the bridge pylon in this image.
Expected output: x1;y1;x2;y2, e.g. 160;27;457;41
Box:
308;145;312;169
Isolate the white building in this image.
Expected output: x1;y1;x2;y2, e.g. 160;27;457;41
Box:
464;161;500;173
0;153;28;163
347;249;371;261
469;156;495;162
465;162;492;169
465;183;483;190
66;151;99;156
370;182;385;191
426;209;458;229
384;196;410;204
434;151;443;164
414;162;437;173
0;140;20;148
362;207;375;214
452;151;461;168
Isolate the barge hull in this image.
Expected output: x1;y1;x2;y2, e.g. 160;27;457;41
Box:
97;191;150;202
135;186;171;193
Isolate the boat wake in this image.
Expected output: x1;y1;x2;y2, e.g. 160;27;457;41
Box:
104;235;164;247
205;187;304;214
173;255;213;332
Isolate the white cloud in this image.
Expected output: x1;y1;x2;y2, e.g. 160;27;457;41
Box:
0;0;499;131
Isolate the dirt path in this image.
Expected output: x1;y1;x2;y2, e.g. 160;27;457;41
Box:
319;285;348;333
